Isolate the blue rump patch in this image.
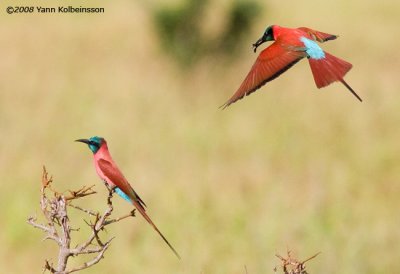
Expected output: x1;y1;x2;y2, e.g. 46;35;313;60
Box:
115;187;132;203
300;37;325;59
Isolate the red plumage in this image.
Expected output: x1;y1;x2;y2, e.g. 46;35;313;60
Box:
308;51;352;88
297;27;338;42
308;52;362;101
221;42;305;108
222;25;362;107
94;140;181;259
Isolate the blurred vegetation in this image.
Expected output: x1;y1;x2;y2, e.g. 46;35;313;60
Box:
154;0;262;66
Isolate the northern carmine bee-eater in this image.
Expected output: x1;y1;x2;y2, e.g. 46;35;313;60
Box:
76;136;180;259
222;25;362;108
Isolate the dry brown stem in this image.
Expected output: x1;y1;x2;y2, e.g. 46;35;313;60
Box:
27;166;135;273
274;250;320;274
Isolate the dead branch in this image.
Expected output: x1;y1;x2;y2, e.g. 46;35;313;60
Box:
27;166;136;273
65;185;97;201
274;250;320;274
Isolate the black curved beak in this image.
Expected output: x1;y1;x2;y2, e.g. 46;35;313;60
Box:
75;139;91;145
252;36;266;53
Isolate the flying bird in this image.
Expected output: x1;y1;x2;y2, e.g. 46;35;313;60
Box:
76;136;180;259
222;25;362;108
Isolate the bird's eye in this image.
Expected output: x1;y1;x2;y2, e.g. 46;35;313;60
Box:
90;141;98;147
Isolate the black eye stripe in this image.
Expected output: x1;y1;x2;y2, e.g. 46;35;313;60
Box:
89;141;99;147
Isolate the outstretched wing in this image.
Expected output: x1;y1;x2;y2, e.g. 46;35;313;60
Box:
298;27;337;42
98;159;146;209
221;42;305;108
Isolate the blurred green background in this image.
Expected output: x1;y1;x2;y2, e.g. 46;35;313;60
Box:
1;0;399;273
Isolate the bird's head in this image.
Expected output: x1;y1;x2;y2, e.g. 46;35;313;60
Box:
75;136;105;154
253;25;275;53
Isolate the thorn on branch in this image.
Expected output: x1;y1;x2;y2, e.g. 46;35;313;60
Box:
65;185;97;201
275;250;320;274
29;166;133;273
42;166;53;188
43;259;56;273
104;209;136;226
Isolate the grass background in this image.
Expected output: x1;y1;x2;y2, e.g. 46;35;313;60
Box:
0;0;399;273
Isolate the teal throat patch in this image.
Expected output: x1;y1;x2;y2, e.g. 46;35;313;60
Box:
300;37;325;59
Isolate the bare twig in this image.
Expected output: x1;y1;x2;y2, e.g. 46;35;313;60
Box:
275;250;320;274
67;239;113;273
104;210;136;225
28;166;136;273
65;185;97;201
68;204;98;217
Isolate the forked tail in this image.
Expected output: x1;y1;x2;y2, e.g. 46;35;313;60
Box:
308;51;362;102
132;199;181;259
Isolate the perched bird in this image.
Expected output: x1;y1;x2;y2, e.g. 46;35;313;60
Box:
76;136;180;259
222;25;362;108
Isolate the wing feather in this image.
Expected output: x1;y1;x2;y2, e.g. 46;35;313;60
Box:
98;159;146;209
298;27;337;42
222;43;305;108
97;159;180;258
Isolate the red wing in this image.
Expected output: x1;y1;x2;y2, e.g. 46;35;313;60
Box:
98;161;180;259
98;159;146;208
298;27;337;42
222;42;305;108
